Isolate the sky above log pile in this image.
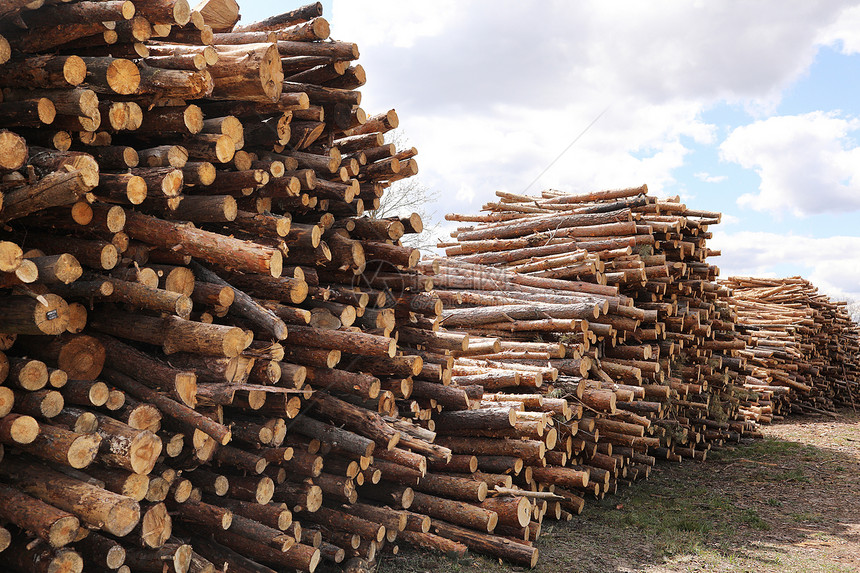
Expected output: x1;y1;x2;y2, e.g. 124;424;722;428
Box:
242;1;860;301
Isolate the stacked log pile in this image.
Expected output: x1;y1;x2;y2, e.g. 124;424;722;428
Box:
0;1;522;571
437;188;750;466
437;187;859;481
720;277;860;420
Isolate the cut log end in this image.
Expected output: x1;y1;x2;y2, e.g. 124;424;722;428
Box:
0;242;23;272
305;484;323;512
130;431;163;475
35;294;71;335
105;543;126;569
100;244;119;270
269;250;284;278
185;105;204;134
64;56;87;86
2;414;39;444
68;434;102;469
49;515;81;549
173;0;192;25
0;388;13;418
103;498;142;537
140;502;171;548
14;259;38;284
0;130;28;171
0;35;9;65
107;59;141;95
215;135;235;163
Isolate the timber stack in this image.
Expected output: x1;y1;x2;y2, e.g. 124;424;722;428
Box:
438;187;751;469
720;276;860;420
438;187;860;475
0;0;507;571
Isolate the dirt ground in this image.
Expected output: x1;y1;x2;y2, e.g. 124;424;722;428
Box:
375;409;860;573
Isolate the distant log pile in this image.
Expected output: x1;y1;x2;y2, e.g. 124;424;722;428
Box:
721;277;860;420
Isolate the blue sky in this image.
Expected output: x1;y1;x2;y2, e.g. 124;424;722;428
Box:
239;1;860;300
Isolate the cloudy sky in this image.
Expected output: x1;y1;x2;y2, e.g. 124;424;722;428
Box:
240;1;860;301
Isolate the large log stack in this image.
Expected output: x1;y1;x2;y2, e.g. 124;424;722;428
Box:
436;187;860;485
0;1;505;572
437;188;750;465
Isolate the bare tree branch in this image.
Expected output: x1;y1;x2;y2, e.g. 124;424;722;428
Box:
368;129;440;251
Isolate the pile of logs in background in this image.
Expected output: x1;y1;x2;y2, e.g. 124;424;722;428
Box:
0;0;858;572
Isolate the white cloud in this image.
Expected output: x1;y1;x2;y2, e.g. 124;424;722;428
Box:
330;1;457;48
328;1;854;227
819;4;860;54
712;230;860;300
720;112;860;215
694;172;728;183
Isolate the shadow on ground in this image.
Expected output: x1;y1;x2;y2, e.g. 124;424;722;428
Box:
374;409;860;573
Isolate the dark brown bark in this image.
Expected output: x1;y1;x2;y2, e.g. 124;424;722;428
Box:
90;334;196;406
124;211;282;277
430;519;539;567
0;457;140;537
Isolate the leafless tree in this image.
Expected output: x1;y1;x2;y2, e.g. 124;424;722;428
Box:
368;129;440;251
846;299;860;324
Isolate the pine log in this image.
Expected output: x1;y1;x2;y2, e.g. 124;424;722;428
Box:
14;335;103;383
190;261;287;340
92;334;197;407
102;368;230;445
0;413;39;445
17;421;101;469
208;43;283;102
234;3;323;32
0;55;87;89
88;308;249;357
0;457;140;536
4;537;84;573
213;530;320;572
124;211;282;276
67;407;162;474
0;168;97;223
431;519;539;567
74;531;126;569
410;491;497;532
0;483;80;548
309;391;400;450
123;542;192;573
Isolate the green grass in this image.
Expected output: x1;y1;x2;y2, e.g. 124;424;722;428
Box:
738;508;771;530
590;480;774;558
790;512;828;524
737;437;803;457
